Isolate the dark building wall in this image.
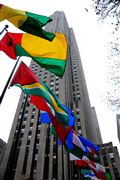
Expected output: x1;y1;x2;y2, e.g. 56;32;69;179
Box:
98;142;120;180
0;138;6;165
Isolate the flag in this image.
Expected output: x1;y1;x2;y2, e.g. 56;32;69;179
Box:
63;105;75;126
65;130;99;160
30;95;71;144
76;156;106;180
78;135;100;159
58;129;86;154
58;129;74;149
72;130;86;151
84;173;99;180
76;159;91;168
81;169;99;180
0;4;55;41
79;135;100;152
105;172;112;180
69;153;79;161
10;61;72;127
40;111;51;123
0;32;67;77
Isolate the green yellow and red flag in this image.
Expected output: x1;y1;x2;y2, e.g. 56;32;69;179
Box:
0;4;55;41
10;61;69;126
0;32;68;77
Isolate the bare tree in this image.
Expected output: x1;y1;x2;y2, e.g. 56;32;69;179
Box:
93;0;120;30
105;37;120;111
90;1;120;111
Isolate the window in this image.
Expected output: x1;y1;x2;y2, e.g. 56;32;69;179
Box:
109;153;114;158
31;115;34;119
27;140;30;145
35;154;38;160
77;122;81;126
23;117;27;122
29;127;33;131
22;125;25;129
78;129;81;135
50;81;54;85
76;114;80;119
29;131;32;136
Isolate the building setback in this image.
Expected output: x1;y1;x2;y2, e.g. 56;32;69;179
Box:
0;11;120;180
117;114;120;142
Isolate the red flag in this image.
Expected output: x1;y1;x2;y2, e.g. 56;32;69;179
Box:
75;159;89;168
30;95;71;144
76;156;106;180
0;32;16;59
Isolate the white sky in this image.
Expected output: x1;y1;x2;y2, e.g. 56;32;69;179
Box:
0;0;120;153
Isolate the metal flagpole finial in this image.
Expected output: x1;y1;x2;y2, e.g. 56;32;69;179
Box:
5;25;9;30
0;24;9;35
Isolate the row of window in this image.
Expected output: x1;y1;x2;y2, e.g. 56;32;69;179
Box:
71;57;81;100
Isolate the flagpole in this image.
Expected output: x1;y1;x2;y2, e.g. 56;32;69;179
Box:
0;57;21;104
0;25;21;104
0;25;9;35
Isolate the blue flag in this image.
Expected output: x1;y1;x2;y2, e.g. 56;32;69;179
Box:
63;105;75;126
79;135;100;152
40;111;51;123
58;130;74;149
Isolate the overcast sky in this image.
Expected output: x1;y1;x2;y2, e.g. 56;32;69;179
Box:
0;0;120;152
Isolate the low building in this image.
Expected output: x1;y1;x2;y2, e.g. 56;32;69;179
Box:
98;142;120;180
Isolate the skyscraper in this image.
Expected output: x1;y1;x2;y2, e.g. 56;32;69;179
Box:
0;11;119;180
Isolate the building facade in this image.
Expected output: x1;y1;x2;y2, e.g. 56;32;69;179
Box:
117;114;120;142
0;138;6;165
0;11;119;180
98;142;120;180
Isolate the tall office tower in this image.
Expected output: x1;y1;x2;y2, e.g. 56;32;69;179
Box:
117;114;120;142
98;142;120;180
0;11;104;180
0;138;6;165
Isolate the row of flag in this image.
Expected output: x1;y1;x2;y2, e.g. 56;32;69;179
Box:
10;62;107;179
0;4;67;78
0;4;109;179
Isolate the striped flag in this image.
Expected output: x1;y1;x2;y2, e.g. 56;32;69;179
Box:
0;4;55;40
76;156;106;180
10;61;70;126
0;32;67;77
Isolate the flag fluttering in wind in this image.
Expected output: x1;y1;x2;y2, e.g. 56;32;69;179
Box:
30;95;72;144
0;32;67;77
10;61;73;127
39;103;75;127
39;102;75;144
40;111;51;124
70;154;106;179
70;153;106;180
0;4;55;41
84;173;100;180
64;130;99;161
76;156;106;180
79;135;100;152
81;169;101;180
